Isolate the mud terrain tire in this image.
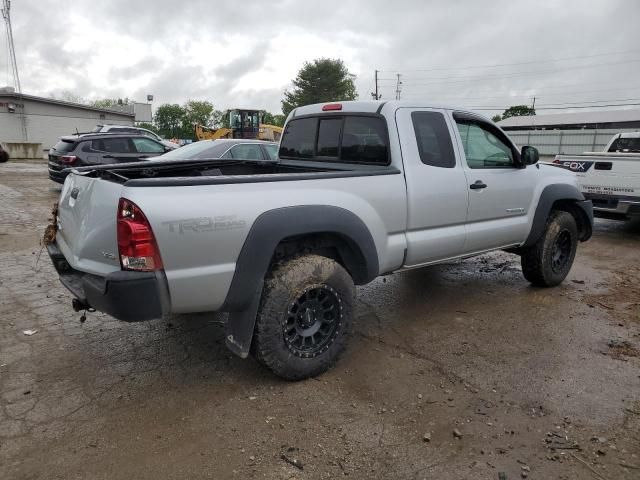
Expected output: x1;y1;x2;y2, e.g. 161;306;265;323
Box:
252;254;355;380
521;210;578;287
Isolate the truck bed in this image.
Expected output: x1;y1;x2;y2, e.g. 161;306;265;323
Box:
69;158;399;187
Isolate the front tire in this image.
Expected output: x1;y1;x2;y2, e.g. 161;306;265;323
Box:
521;210;578;287
252;254;355;380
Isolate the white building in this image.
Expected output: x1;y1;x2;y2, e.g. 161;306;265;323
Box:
0;88;135;159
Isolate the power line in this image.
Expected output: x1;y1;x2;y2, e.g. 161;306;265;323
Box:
468;103;640;111
378;48;640;73
398;59;640;85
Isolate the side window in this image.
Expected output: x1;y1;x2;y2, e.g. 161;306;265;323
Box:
455;121;515;169
229;144;263;160
279;118;316;159
341;116;388;164
132;137;165;153
411;111;456;168
316;118;342;157
92;138;132;153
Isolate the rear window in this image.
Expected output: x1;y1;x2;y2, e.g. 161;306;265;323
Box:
279;118;316;158
52;140;76;153
608;137;640;153
279;115;389;165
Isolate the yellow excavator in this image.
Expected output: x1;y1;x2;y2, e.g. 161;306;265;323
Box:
195;109;283;142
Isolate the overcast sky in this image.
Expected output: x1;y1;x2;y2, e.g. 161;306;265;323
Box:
2;0;639;116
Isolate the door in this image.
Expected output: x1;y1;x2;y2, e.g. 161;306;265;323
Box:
396;108;469;266
452;113;537;252
131;137;166;160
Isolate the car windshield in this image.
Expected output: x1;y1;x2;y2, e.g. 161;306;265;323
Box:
155;141;230;160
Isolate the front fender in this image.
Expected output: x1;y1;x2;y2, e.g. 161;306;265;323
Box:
523;184;593;247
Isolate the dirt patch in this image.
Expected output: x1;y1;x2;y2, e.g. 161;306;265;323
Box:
608;339;640;359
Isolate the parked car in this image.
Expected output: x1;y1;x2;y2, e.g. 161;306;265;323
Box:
156;139;278;162
0;144;8;163
48;133;171;183
47;100;593;380
552;132;640;220
91;124;179;150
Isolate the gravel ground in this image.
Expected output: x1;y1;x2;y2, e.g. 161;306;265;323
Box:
1;162;638;479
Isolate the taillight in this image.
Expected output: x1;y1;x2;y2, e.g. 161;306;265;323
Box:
61;155;78;164
117;198;163;271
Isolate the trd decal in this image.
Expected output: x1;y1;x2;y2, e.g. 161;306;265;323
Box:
163;216;246;233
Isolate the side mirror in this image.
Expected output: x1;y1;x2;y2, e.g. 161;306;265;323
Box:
521;145;539;166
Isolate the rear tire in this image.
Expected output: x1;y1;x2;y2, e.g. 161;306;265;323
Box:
252;254;355;380
521;210;578;287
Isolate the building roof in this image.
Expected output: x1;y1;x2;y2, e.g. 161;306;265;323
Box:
497;108;640;128
0;90;135;117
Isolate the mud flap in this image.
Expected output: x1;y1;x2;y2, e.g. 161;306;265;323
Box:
224;280;263;359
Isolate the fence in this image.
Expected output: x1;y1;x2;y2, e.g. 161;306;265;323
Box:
506;128;638;157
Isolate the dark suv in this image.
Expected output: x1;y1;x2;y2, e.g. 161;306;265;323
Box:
48;133;171;183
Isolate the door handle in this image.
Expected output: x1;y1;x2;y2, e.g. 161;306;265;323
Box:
470;180;487;190
102;155;114;159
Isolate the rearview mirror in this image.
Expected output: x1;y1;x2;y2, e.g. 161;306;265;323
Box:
521;145;539;165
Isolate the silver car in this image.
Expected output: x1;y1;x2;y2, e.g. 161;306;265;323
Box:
156;139;279;162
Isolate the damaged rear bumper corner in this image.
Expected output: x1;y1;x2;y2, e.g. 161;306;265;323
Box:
47;242;171;322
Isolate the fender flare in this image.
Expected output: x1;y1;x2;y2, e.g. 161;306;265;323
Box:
523;184;594;247
222;205;379;358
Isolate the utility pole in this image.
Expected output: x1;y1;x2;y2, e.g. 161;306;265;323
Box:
371;70;379;100
1;0;21;93
395;73;402;100
532;96;536;111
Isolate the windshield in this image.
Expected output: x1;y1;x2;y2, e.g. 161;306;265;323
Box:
155;141;229;160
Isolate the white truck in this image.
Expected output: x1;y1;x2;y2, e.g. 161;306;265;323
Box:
553;132;640;220
46;101;593;380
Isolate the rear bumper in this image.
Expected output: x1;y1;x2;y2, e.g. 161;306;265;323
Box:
48;162;68;184
47;242;170;321
584;193;640;219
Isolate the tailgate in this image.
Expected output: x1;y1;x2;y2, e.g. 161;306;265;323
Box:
576;157;640;199
56;173;124;276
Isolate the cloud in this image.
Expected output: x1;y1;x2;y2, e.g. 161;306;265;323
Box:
4;0;639;115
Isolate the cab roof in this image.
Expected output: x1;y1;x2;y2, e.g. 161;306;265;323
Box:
291;100;491;122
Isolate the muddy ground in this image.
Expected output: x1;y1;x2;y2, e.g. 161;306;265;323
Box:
0;162;638;480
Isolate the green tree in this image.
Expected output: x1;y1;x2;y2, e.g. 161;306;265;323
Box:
261;110;275;125
501;105;535;120
281;58;358;117
491;114;502;123
272;114;286;127
154;104;187;138
184;100;215;128
260;111;285;127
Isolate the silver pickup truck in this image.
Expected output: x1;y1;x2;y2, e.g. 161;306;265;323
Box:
47;101;593;380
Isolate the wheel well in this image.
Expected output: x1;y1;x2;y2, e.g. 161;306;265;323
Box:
271;232;370;284
552;200;591;241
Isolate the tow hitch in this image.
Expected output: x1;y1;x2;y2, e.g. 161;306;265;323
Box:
72;298;95;323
